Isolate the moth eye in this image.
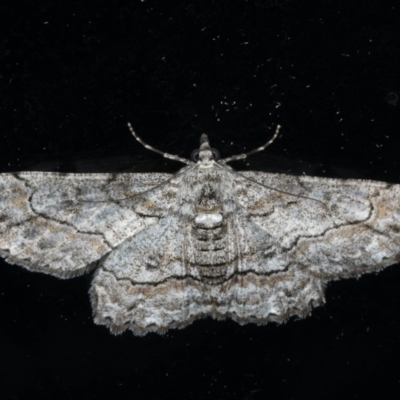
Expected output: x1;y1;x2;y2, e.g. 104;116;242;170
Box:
191;149;200;162
211;148;220;160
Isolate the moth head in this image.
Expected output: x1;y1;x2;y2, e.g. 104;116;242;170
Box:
191;134;220;165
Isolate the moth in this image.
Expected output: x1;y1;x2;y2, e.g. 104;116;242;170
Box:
1;124;399;335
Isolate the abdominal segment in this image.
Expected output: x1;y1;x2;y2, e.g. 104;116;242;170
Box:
187;211;233;284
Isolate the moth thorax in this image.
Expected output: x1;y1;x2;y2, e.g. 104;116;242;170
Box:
196;183;221;212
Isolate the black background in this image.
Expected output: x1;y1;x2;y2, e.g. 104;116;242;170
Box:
1;1;400;399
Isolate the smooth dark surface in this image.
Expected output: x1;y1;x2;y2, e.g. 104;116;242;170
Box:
1;1;399;399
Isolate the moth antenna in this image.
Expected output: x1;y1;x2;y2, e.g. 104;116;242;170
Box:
221;124;281;163
127;122;190;165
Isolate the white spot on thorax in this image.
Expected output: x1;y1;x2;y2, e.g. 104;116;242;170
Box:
194;213;223;228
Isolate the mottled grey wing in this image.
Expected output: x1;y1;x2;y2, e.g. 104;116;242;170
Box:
237;171;400;279
205;170;400;327
0;171;172;277
91;214;206;335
